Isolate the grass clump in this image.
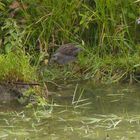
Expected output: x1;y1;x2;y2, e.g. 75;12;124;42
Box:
0;51;37;82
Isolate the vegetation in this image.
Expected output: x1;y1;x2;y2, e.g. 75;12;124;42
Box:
0;0;140;85
0;1;140;139
0;51;37;82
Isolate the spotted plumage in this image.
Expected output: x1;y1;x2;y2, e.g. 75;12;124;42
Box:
50;43;82;65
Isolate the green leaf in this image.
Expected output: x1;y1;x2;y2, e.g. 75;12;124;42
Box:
5;43;12;53
0;2;5;11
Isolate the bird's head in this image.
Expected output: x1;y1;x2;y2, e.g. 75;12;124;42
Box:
49;53;60;64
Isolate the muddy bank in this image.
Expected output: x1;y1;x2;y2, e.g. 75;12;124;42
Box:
0;84;30;105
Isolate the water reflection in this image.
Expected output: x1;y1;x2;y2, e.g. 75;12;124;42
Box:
0;82;140;139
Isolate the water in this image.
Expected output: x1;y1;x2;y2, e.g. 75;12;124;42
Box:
0;81;140;140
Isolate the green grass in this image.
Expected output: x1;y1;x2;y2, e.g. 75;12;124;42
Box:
0;0;140;83
42;46;140;83
0;51;37;82
1;0;138;52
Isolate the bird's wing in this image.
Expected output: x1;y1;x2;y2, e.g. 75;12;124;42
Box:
55;44;81;56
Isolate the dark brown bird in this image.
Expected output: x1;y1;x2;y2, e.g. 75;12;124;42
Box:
50;43;82;65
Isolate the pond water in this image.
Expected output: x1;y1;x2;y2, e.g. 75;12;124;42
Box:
0;81;140;140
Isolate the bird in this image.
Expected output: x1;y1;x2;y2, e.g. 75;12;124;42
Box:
49;43;82;65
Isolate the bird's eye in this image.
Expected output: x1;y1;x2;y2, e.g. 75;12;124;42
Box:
52;55;58;60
